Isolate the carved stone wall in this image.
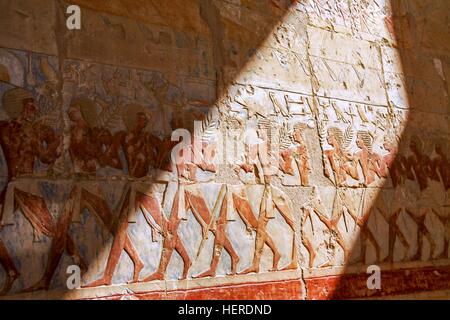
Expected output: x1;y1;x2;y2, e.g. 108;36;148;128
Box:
0;0;448;300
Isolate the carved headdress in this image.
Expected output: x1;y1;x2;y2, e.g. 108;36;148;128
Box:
122;103;149;131
357;130;374;153
2;87;34;119
69;98;99;128
0;64;10;83
327;126;354;150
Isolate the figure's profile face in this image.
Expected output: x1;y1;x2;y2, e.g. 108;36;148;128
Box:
410;140;418;152
327;133;336;146
97;128;112;145
68;107;83;122
135;112;148;130
257;127;267;140
356;137;364;148
435;144;443;155
293;130;303;143
22;98;37;122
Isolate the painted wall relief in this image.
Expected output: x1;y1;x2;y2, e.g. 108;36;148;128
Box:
0;50;301;296
0;0;449;300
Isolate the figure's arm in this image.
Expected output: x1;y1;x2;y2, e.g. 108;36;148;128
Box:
37;125;61;164
198;141;217;173
403;156;416;180
236;144;256;173
279;148;294;175
100;130;125;170
323;150;334;178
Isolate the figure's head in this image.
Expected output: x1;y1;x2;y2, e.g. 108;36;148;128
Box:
327;127;343;148
21;97;37;122
435;139;448;156
0;64;10;83
135;112;148;131
409;134;423;153
383;139;393;151
293;123;307;144
257;119;271;140
123;104;149;132
435;142;443;155
68;98;97;127
68;105;83;122
356;131;373;152
2;88;36;121
383;134;397;151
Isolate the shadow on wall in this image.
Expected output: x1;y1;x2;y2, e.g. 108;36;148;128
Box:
0;0;297;299
328;0;450;299
0;0;449;300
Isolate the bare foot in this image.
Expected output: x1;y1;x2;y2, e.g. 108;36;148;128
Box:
82;276;112;288
141;271;164;283
179;262;192;280
131;261;145;283
273;253;281;270
308;252;316;269
21;278;49;293
193;269;215;279
318;261;333;268
281;260;298;271
0;272;19;295
238;266;259;275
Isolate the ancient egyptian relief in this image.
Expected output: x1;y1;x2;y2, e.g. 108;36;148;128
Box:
0;49;305;296
0;0;449;300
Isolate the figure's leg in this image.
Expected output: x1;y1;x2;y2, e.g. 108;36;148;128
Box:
239;230;266;275
366;228;382;263
355;226;381;265
21;227;66;293
239;229;279;275
65;236;87;275
436;216;449;260
410;215;428;262
123;238;144;283
335;232;350;265
221;236;240;275
442;235;449;260
353;227;368;265
0;239;19;295
411;230;424;261
438;221;449;259
240;192;272;275
194;194;239;278
384;217;397;263
141;236;173;282
82;189;144;282
300;210;316;269
141;189;183;283
265;234;281;272
0;186;7;224
422;226;436;260
174;235;192;280
83;190;131;288
273;194;298;270
195;230;239;279
21;192;75;293
193;238;222;279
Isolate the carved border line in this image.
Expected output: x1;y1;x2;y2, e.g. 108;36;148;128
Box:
306;264;450;300
0;270;302;300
